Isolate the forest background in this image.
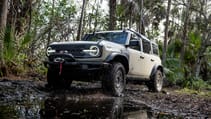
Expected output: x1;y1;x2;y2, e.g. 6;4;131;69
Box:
0;0;211;90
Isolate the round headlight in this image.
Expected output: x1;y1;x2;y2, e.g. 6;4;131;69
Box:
46;47;55;56
89;45;100;56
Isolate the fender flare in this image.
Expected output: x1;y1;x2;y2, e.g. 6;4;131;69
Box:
150;65;164;79
104;52;128;62
104;53;129;73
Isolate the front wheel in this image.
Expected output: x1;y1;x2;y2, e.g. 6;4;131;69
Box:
146;69;163;92
102;62;126;97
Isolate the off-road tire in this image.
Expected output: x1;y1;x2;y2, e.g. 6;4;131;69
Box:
102;62;126;97
47;68;72;89
146;69;163;92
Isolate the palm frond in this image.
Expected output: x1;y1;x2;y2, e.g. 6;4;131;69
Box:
19;32;32;50
0;28;5;40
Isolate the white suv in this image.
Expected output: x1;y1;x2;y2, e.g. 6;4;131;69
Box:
44;29;164;96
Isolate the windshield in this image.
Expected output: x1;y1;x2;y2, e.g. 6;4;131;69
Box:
82;32;128;44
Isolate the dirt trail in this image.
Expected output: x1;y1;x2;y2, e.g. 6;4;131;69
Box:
0;78;210;119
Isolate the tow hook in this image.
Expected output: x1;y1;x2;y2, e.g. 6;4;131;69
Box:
54;57;65;75
59;61;63;75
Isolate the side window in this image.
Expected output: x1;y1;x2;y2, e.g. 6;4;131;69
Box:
129;34;141;51
142;39;151;54
152;44;159;55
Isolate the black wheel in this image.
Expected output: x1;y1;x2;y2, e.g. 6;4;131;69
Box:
146;69;163;92
102;62;126;97
47;68;72;89
47;69;58;88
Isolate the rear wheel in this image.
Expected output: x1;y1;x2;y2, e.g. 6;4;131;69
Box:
146;69;163;92
47;68;72;89
102;62;126;97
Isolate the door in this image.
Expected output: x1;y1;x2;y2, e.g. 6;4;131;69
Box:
128;49;152;79
128;37;154;79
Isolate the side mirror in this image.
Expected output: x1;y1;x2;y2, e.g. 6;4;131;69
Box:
128;40;140;50
129;40;139;46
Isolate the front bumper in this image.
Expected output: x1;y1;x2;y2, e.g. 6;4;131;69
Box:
44;60;111;81
44;61;110;70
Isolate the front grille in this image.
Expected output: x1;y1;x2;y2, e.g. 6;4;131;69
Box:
49;53;75;62
68;45;87;57
50;44;100;58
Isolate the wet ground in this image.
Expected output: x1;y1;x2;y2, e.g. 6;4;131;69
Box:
0;78;210;119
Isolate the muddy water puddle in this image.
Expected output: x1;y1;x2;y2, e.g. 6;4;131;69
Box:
0;93;177;119
0;96;44;119
40;95;155;119
0;80;202;118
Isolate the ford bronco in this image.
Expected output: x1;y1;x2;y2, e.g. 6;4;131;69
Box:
44;29;164;96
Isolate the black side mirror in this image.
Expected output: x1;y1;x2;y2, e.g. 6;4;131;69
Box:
128;40;140;50
129;40;139;46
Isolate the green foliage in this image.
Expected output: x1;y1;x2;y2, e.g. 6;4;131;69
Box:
0;28;4;40
165;58;184;85
184;31;201;64
164;30;208;90
177;88;211;97
165;60;209;90
20;33;32;50
1;26;34;75
184;77;207;90
3;26;15;61
157;40;163;58
188;31;201;49
35;63;47;76
167;39;182;58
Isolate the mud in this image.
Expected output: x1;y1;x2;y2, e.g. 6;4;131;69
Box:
0;78;210;119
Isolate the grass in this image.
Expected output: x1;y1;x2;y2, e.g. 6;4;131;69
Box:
176;88;211;97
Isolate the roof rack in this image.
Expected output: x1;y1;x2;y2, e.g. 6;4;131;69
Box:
127;29;141;36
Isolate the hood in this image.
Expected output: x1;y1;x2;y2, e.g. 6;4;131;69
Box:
99;40;125;48
50;41;99;45
99;40;126;53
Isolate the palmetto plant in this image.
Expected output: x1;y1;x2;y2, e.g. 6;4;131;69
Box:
1;25;32;75
164;30;210;89
0;28;5;76
4;26;15;62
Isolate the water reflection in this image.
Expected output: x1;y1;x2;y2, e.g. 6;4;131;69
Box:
0;93;177;119
0;94;44;119
40;94;152;119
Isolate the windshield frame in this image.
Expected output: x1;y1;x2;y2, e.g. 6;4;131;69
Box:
82;31;129;45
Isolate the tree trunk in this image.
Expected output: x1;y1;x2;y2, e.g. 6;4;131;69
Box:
139;0;145;35
47;0;55;46
180;1;190;66
128;2;132;29
195;32;211;77
195;48;205;77
0;0;8;76
194;0;205;77
77;0;87;41
162;0;171;64
27;0;32;33
94;0;99;31
109;0;116;30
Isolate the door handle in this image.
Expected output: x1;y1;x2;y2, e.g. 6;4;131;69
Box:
151;59;154;62
140;56;144;59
